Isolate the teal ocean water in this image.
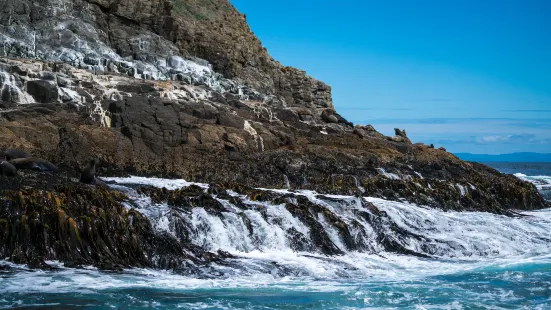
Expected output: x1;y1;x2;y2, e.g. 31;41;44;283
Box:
1;253;550;309
1;163;550;309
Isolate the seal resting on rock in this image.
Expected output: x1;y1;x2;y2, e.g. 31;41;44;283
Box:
9;157;58;172
0;149;30;161
80;160;96;184
0;158;17;177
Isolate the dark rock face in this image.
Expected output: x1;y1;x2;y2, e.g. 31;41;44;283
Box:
26;80;59;103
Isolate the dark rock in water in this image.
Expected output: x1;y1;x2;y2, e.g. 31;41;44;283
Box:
80;160;96;184
9;157;58;172
0;149;29;161
0;160;17;177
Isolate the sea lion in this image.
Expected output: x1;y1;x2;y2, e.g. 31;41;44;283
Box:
0;159;17;177
80;159;96;184
0;149;30;161
9;157;58;172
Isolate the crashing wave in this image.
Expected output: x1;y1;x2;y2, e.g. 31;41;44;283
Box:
102;176;551;277
515;173;551;200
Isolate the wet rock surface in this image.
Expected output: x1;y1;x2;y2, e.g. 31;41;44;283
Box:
0;169;549;270
0;172;230;270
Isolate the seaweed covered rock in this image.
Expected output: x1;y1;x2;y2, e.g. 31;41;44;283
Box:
0;174;224;270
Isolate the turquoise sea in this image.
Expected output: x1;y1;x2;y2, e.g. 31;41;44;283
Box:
1;254;551;309
1;163;550;309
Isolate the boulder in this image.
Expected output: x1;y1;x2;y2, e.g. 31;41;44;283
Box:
393;128;412;144
26;80;59;103
321;109;339;124
217;113;245;129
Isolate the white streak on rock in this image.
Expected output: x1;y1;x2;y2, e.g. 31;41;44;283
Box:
244;120;264;152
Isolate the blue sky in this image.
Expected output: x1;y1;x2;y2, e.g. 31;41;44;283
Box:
231;0;551;154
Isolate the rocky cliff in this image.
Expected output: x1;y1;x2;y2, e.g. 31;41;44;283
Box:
0;0;332;109
0;0;549;270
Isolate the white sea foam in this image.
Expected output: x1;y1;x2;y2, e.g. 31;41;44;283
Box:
376;168;401;180
2;175;551;309
455;183;467;196
102;176;208;190
1;253;549;295
102;176;551;262
366;197;551;258
514;173;551;191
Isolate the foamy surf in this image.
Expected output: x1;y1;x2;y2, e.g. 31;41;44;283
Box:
1;174;550;309
515;173;551;201
103;176;551;260
515;173;551;190
1;253;550;309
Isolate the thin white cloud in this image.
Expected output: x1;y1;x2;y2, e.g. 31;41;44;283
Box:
475;134;547;144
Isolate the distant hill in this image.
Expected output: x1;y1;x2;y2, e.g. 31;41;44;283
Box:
455;152;551;163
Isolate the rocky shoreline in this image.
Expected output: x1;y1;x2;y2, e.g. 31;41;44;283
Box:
0;56;546;212
1;166;547;271
0;0;549;270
